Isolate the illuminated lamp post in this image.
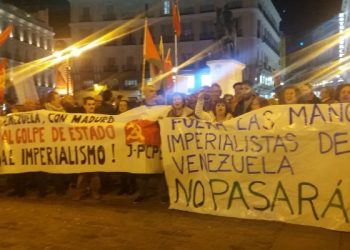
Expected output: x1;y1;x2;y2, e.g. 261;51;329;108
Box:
53;48;81;95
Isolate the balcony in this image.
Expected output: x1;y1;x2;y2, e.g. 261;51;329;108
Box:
262;36;280;55
258;4;279;35
200;32;215;40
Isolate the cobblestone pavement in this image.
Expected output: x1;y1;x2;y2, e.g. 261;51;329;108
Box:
0;193;348;250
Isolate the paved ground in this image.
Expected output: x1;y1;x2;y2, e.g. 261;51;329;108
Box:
0;191;349;250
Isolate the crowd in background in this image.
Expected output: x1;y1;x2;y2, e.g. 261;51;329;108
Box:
2;80;350;203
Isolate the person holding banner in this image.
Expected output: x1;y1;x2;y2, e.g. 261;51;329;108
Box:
117;99;137;196
167;93;194;118
231;81;256;116
159;93;195;203
298;83;321;104
249;96;270;111
209;83;223;109
279;85;300;104
73;97;102;200
320;86;336;104
44;91;69;196
95;90;117;194
133;84;159;203
195;92;232;122
6;105;27;197
336;83;350;103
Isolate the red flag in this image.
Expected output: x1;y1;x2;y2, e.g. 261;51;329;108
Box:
163;48;174;89
143;20;162;69
0;24;13;46
0;58;7;104
172;0;181;38
125;120;160;146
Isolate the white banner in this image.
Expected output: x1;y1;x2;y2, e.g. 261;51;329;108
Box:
0;105;170;174
159;104;350;232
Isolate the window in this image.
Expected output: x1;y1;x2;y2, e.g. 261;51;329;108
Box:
200;21;215;40
107;57;116;66
125;79;137;87
104;5;115;20
163;0;170;15
80;7;91;22
181;23;194;41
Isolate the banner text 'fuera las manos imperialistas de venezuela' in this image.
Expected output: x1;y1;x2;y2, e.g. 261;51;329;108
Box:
159;104;350;232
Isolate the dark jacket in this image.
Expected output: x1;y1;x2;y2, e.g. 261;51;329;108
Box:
95;102;117;115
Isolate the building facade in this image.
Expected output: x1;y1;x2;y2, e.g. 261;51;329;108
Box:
340;0;350;83
0;2;55;104
68;0;281;96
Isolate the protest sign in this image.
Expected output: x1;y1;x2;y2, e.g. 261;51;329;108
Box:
159;104;350;232
0;105;170;174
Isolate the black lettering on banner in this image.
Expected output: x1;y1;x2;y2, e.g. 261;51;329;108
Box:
175;178;192;206
289;106;307;125
21;145;105;165
209;179;229;211
227;181;249;210
193;180;205;208
321;180;349;223
172;156;184;174
262;110;275;130
278;155;294;175
0;150;15;166
171;118;182;130
271;181;294;215
248;181;270;211
298;182;319;220
319;131;350;155
284;133;299;152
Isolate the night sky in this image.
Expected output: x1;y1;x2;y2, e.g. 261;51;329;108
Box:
4;0;344;39
272;0;342;35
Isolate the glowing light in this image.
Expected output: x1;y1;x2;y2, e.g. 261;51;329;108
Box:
53;51;63;58
93;83;106;93
8;11;148;86
71;48;81;57
201;74;211;86
277;27;350;77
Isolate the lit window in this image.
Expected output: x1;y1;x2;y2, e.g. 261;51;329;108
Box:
201;75;211;86
163;0;170;15
125;79;137;86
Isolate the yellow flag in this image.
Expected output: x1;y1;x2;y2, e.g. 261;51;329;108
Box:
159;35;164;61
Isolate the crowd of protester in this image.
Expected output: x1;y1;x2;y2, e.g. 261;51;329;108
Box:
2;81;350;203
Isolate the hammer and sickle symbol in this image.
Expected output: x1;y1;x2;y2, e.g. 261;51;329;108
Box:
126;122;145;143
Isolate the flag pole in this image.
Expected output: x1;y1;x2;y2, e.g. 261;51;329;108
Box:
172;0;180;93
174;32;178;93
141;18;147;91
